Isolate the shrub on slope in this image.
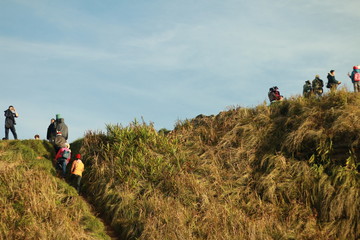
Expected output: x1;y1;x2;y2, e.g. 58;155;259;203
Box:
0;140;110;240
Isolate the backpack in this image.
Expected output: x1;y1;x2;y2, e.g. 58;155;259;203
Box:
61;149;71;159
354;73;360;82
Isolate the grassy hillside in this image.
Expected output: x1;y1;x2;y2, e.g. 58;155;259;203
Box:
68;90;359;239
0;140;110;239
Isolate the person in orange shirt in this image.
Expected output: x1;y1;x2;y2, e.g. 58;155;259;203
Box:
71;154;84;193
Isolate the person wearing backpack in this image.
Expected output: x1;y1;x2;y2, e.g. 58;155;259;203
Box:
4;106;19;140
347;66;360;92
303;80;312;98
54;143;71;178
312;75;324;97
56;118;68;140
71;154;84;193
327;70;341;91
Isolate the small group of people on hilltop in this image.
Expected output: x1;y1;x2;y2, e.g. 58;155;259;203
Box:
302;70;343;98
302;67;360;98
47;115;84;193
303;74;325;98
269;66;360;103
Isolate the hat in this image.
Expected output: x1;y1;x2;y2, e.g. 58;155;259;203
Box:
315;74;320;78
354;66;359;70
330;70;335;73
75;154;81;159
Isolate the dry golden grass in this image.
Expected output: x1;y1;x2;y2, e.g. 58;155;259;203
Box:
70;90;360;239
0;140;110;240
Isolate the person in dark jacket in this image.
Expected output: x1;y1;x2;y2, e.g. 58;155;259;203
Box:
4;106;18;140
327;70;341;91
46;118;57;143
312;75;324;97
56;118;68;140
303;80;312;98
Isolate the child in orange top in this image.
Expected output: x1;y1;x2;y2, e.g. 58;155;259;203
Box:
71;154;84;193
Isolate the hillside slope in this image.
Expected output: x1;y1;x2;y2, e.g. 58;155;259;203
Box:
0;140;111;239
74;90;359;239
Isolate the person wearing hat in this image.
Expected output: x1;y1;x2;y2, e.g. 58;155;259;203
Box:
327;70;341;91
347;66;360;92
4;105;19;140
71;154;84;193
303;80;312;98
312;75;324;97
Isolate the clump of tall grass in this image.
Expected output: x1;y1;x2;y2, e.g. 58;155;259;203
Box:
0;140;110;240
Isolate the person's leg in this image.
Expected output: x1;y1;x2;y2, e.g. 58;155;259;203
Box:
62;162;67;178
4;127;9;139
10;126;17;139
76;175;82;193
356;82;360;92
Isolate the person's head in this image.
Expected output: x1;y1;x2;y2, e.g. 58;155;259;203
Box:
354;66;359;70
269;87;274;92
51;118;55;123
8;106;14;111
330;70;335;74
34;134;40;139
75;154;81;159
274;86;278;90
65;143;70;149
305;80;310;84
315;74;320;78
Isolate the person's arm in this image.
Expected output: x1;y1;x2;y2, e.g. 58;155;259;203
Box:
71;161;76;174
54;149;62;161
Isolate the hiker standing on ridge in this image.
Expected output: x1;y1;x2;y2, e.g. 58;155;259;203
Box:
303;80;312;98
312;75;324;97
347;66;360;92
54;143;71;178
327;70;341;91
4;106;18;140
47;118;57;143
56;118;68;140
71;154;84;193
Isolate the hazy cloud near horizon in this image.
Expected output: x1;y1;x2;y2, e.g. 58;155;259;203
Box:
1;0;359;142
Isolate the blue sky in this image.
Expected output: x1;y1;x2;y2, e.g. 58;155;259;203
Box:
1;0;359;142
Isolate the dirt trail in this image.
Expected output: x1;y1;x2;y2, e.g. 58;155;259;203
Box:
61;177;121;240
78;195;120;240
